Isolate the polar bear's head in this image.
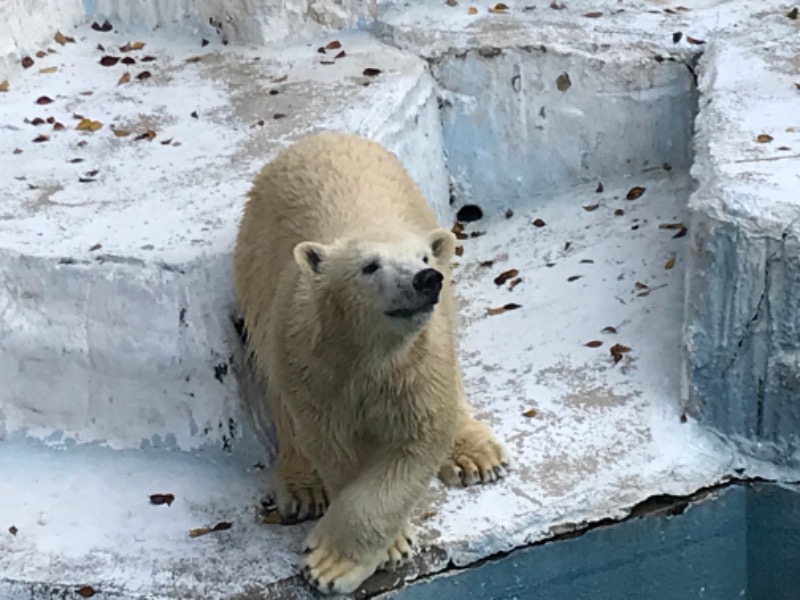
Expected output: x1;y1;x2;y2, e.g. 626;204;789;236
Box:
293;228;457;334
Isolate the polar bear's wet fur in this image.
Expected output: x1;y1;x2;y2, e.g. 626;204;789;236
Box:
233;132;509;595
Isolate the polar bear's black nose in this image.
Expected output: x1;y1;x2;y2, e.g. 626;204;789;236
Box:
413;268;443;298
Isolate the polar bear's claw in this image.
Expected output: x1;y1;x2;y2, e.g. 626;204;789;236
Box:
439;418;511;488
378;523;417;571
300;530;381;596
274;475;328;524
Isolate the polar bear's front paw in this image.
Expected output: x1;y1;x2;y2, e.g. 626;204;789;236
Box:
300;529;381;595
378;522;417;571
274;469;328;524
438;418;511;487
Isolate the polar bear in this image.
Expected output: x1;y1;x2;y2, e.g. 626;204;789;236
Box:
233;132;509;595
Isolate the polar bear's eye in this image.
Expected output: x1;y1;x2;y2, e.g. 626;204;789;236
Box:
362;260;381;275
423;255;429;264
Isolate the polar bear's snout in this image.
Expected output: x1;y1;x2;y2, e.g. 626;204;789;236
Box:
412;268;443;301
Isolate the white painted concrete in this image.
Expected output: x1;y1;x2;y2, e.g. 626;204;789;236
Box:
1;0;800;598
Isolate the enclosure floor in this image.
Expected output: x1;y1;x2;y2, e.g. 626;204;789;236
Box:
0;170;735;599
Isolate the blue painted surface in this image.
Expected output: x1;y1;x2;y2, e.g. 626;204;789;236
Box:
399;484;800;600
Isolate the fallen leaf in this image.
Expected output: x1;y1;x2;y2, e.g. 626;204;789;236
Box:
672;31;683;44
21;56;34;68
673;226;687;239
756;134;773;143
160;138;173;145
46;116;55;124
77;140;87;147
564;241;572;251
664;257;675;270
131;41;146;50
680;413;688;423
585;340;603;348
583;11;603;17
325;40;342;49
320;60;335;65
601;326;617;334
489;3;509;13
121;56;135;65
317;46;327;54
583;203;599;211
555;72;571;91
201;38;210;47
479;260;494;267
272;74;288;83
509;277;522;290
134;130;157;141
141;56;157;62
91;19;113;32
78;177;96;183
335;50;346;59
451;222;467;240
186;55;205;64
635;281;648;290
788;7;799;19
33;134;50;142
172;141;182;147
212;521;232;532
251;119;265;127
686;36;705;45
8;526;17;535
79;90;94;96
610;343;632;363
468;6;478;14
69;158;85;163
35;95;53;105
446;0;458;5
189;527;210;538
505;208;514;218
76;119;102;131
550;0;565;8
149;493;175;506
659;222;684;230
273;113;287;120
532;218;546;227
795;83;800;91
53;122;64;130
99;56;120;66
567;275;583;282
596;181;604;193
54;31;74;45
39;66;57;74
614;208;624;216
117;72;131;85
626;186;646;200
0;80;8;92
522;408;538;418
76;586;96;598
487;303;522;316
454;245;464;257
778;145;792;151
493;269;519;286
262;512;281;524
191;111;199;118
112;128;130;137
88;243;103;252
363;68;382;77
36;50;47;58
96;43;105;52
580;259;594;264
470;230;486;238
136;71;152;80
12;148;22;154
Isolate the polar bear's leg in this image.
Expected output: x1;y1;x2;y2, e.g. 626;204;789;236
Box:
438;374;511;487
299;451;433;595
270;389;329;523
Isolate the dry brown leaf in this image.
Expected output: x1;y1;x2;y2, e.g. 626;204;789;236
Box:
489;3;509;13
273;112;287;120
585;340;603;348
121;56;136;65
30;117;46;125
185;56;204;63
756;134;773;143
100;56;120;66
659;222;684;230
664;257;675;270
601;326;617;334
626;186;646;200
134;130;157;141
451;222;467;240
550;0;565;8
33;134;50;143
634;281;649;290
454;245;464;257
12;147;22;154
363;68;382;77
487;303;522;316
610;343;632;363
522;408;538;418
789;7;799;19
39;66;57;74
141;56;157;62
54;30;67;45
596;182;604;193
479;259;494;267
583;11;603;17
795;83;800;91
272;74;288;83
112;128;131;137
21;56;34;68
91;19;113;32
567;275;583;282
76;586;96;598
189;527;210;538
117;72;131;85
131;41;146;50
556;72;571;91
136;71;152;80
8;525;17;535
0;80;8;92
335;50;346;59
89;243;102;251
53;122;64;130
508;277;522;290
493;269;519;286
505;208;514;218
583;203;599;211
35;95;53;105
36;50;47;58
76;119;102;131
46;116;55;124
262;512;281;524
446;0;458;5
468;6;478;13
673;226;687;239
686;36;705;45
149;493;175;506
325;40;342;50
532;218;546;227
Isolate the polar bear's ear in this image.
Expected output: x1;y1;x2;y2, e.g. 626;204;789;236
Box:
428;228;457;260
293;241;328;275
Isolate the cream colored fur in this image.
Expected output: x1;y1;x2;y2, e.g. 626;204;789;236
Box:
233;132;509;595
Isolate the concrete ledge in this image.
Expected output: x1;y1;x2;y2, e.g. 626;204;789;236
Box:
683;24;800;465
